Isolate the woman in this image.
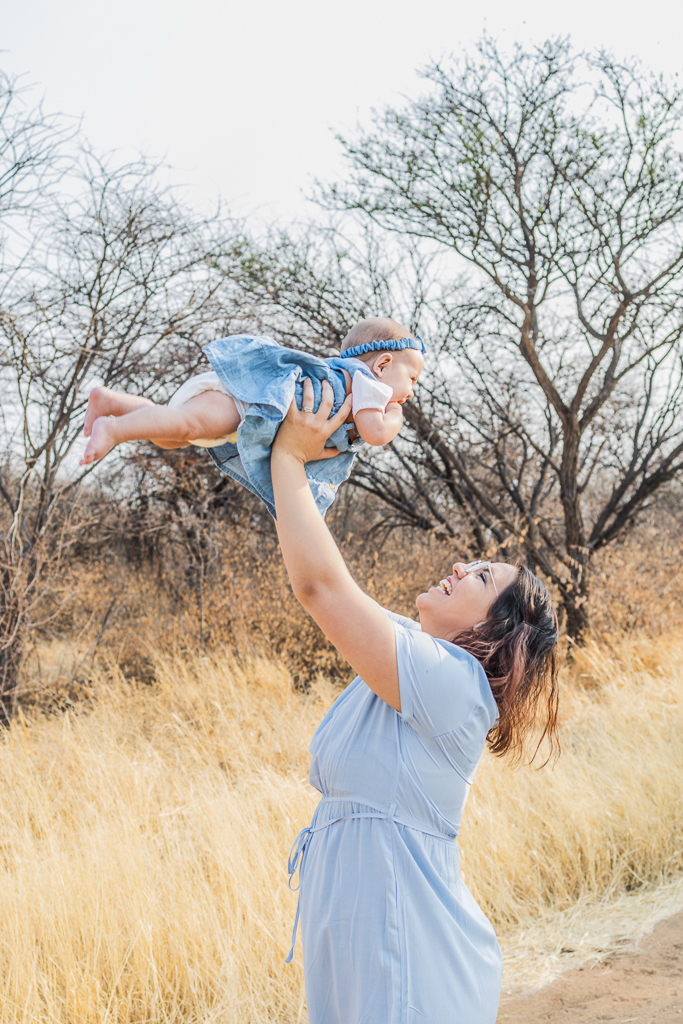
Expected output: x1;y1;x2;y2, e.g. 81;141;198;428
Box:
271;380;559;1024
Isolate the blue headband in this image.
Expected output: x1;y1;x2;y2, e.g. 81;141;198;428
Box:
339;335;425;360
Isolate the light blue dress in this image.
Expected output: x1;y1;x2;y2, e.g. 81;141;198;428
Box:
203;335;376;518
287;612;503;1023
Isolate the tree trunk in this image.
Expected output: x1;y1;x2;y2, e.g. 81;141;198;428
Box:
0;588;25;723
562;582;591;644
557;418;592;643
0;536;37;722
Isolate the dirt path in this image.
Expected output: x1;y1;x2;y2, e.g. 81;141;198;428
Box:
498;910;683;1024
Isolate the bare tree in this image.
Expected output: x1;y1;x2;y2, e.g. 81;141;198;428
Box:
233;220;437;355
0;71;73;228
317;37;683;639
0;151;247;711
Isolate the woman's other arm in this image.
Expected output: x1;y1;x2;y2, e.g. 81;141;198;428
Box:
271;381;401;711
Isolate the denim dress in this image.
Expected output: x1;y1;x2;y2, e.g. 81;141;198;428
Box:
287;610;503;1023
202;335;376;518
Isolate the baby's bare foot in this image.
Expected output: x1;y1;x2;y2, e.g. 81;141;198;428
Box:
80;416;117;465
83;386;152;436
84;387;116;437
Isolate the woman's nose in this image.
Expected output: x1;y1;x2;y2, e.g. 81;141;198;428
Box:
452;562;468;579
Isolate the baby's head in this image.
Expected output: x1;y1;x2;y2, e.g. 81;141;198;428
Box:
340;317;424;405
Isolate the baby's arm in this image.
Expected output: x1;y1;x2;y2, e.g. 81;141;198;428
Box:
350;373;404;447
353;404;404;446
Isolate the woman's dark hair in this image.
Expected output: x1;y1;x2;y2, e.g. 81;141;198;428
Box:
452;564;560;765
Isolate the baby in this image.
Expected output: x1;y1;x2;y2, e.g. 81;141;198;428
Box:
81;317;424;517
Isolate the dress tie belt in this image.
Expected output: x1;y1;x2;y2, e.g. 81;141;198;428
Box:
285;802;457;963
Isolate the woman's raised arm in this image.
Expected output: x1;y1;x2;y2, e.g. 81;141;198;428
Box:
271;379;400;710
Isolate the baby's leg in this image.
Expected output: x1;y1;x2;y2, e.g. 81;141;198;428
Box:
84;386;154;436
80;392;240;465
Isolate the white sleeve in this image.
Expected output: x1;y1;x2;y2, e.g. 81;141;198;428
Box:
351;373;394;416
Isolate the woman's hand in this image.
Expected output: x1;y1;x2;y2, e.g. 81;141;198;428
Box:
273;378;353;464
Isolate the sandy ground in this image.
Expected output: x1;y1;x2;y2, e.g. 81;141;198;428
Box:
498;910;683;1023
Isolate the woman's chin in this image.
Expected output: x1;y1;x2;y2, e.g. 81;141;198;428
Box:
416;590;441;611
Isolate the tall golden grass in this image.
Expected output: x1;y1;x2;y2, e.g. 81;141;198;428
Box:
1;631;682;1021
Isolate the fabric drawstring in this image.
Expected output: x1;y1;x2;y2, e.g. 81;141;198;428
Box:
285;806;456;963
285;825;313;964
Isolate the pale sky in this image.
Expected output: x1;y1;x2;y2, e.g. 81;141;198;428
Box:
3;0;682;223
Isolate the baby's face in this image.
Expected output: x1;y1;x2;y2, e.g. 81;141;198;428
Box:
376;349;423;404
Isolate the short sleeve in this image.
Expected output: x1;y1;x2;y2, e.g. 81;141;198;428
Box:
381;607;421;631
351;373;394;415
395;623;498;739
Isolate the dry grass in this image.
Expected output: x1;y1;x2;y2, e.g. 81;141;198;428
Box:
25;503;683;703
469;635;683;990
0;652;325;1022
1;631;683;1020
466;635;683;925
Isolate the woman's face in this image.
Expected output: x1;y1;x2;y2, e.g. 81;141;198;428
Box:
415;561;518;638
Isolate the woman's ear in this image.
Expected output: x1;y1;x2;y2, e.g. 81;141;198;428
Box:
374;352;393;377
